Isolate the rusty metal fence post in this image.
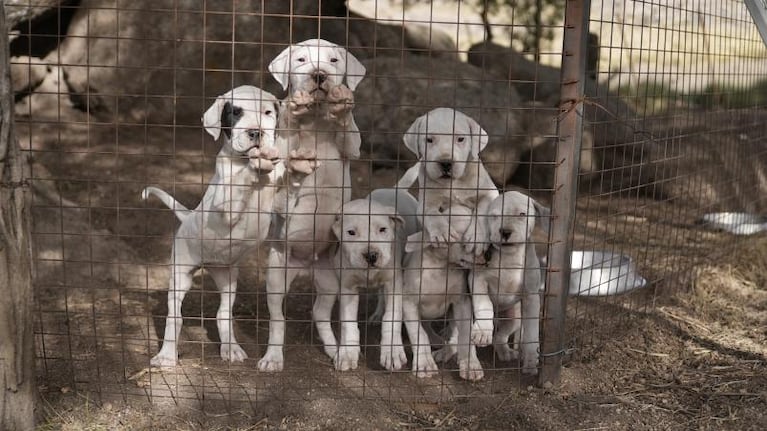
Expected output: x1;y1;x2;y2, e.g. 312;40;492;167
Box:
539;0;590;386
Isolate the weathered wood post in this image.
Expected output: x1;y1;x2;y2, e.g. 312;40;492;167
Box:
539;0;590;386
0;2;36;429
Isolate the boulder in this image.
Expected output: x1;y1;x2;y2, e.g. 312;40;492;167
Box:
353;55;527;185
30;1;457;126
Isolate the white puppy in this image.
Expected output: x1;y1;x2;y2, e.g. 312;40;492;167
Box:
469;191;549;375
142;86;281;367
402;204;484;381
402;108;499;258
312;189;418;372
259;39;366;372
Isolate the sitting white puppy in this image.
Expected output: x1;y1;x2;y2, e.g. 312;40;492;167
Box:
468;191;549;375
313;189;418;372
402;204;484;381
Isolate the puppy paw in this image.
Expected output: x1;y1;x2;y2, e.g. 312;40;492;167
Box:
471;320;494;347
220;343;248;363
334;346;360;371
432;344;457;363
380;344;407;371
494;343;518;362
459;359;485;381
257;348;284;372
327;84;354;119
412;353;439;378
150;351;178;368
290;90;314;116
521;352;539;376
287;148;320;175
248;146;280;172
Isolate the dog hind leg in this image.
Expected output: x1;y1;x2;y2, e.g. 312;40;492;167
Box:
258;248;300;372
151;261;195;367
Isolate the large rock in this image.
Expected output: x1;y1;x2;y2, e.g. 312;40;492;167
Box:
26;1;457;125
4;0;65;28
353;55;527;185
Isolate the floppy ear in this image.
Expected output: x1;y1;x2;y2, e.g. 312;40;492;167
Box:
269;45;293;91
404;231;425;254
402;115;425;157
532;198;551;234
202;96;227;141
467;116;489;159
331;213;343;240
339;48;366;91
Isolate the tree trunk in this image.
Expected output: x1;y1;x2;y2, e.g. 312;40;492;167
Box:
0;2;36;430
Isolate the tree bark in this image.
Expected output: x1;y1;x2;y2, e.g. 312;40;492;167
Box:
0;2;36;430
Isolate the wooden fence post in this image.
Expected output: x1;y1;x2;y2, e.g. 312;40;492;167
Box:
0;2;36;429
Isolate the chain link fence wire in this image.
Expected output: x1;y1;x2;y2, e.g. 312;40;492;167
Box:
6;0;767;420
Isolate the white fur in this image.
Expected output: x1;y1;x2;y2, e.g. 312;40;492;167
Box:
258;39;366;372
143;86;280;367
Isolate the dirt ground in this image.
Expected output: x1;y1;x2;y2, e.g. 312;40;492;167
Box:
20;119;767;431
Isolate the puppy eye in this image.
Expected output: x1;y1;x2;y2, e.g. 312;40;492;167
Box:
265;110;273;116
438;206;445;213
297;57;306;63
426;137;434;144
347;230;356;236
457;137;465;143
330;58;339;63
519;212;526;216
379;227;387;233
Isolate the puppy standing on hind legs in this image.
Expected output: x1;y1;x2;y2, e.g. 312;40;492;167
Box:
142;86;313;367
258;39;366;372
469;191;549;374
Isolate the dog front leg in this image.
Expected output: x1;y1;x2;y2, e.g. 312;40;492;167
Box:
379;272;406;371
493;303;522;362
519;289;541;375
208;266;248;363
312;268;340;360
454;297;484;381
402;300;438;378
336;283;361;371
469;274;494;347
151;263;195;367
257;248;299;372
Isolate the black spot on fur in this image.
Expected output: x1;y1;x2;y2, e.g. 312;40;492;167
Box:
220;102;243;139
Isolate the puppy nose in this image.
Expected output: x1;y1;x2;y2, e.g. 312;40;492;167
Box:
439;161;452;174
363;251;379;266
312;70;327;84
246;129;262;141
500;228;512;241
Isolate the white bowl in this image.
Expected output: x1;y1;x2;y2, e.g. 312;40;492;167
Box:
569;251;647;296
700;212;767;235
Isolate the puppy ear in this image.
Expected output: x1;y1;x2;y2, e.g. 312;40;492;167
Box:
404;231;425;254
532;199;551;234
339;48;366;91
269;45;293;91
467;116;489;159
202;96;226;141
402;115;425;157
331;213;343;240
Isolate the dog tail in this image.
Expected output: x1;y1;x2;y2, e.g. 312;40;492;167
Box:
396;162;420;189
141;186;191;221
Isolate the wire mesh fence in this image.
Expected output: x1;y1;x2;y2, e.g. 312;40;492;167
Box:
6;0;767;423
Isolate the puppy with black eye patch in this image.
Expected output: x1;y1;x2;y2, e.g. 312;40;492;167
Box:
468;191;549;375
141;85;316;367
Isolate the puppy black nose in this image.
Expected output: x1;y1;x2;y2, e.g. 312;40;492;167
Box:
312;71;327;84
246;129;262;141
363;251;379;266
500;228;512;241
439;161;452;174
